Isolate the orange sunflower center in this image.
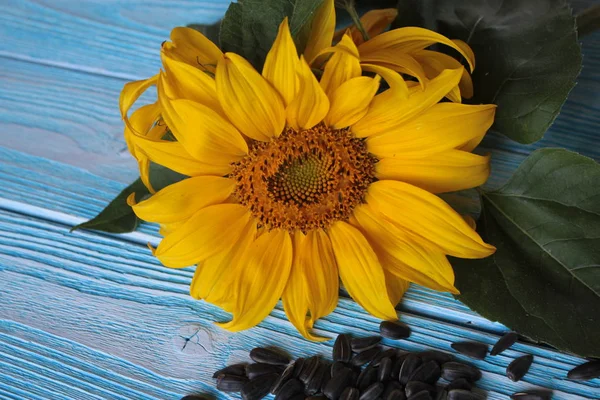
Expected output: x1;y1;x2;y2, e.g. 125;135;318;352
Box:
231;123;377;232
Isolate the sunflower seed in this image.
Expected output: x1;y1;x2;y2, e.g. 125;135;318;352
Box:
351;346;381;367
450;342;488;360
392;353;409;379
567;360;600;381
307;396;328;400
419;350;453;364
213;363;247;378
242;372;280;400
447;389;478;400
441;362;481;382
445;378;471;390
334;334;352;363
359;382;385;400
250;348;291;366
246;363;283;380
323;367;354;400
383;380;404;400
293;358;305;377
399;354;422;385
181;395;209;400
507;354;533;382
386;389;407;400
371;348;400;367
357;365;378;391
408;360;441;385
378;357;393;381
331;361;348;376
299;356;321;384
490;332;518;356
405;381;436;397
271;363;295;394
510;391;552;400
380;321;411;340
306;362;331;396
340;387;360;400
288;394;306;400
274;378;304;400
216;374;249;392
351;336;382;353
407;390;432;400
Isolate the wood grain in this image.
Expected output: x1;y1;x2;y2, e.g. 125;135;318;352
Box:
1;210;598;399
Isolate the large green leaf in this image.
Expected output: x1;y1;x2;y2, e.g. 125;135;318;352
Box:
394;0;581;144
72;165;185;234
220;0;325;69
452;149;600;357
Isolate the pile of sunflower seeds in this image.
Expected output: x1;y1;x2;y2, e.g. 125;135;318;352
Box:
206;322;599;400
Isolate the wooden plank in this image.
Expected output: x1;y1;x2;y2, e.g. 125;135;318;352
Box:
0;210;598;399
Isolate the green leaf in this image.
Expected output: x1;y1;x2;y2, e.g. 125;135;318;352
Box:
72;165;185;234
220;0;325;69
394;0;581;144
452;149;600;357
187;21;222;45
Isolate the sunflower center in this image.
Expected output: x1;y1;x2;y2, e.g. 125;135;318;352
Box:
231;123;377;232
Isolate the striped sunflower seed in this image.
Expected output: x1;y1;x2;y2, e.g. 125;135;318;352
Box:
490;332;518;356
359;382;384;400
323;367;354;400
510;391;552;400
405;381;436;397
246;363;283;380
270;363;295;394
339;387;360;400
567;360;600;381
292;358;305;377
351;346;381;367
382;380;404;400
216;374;248;392
274;378;304;400
357;364;378;391
450;341;488;360
212;363;247;378
386;389;407;400
407;390;432;400
419;350;453;364
447;389;478;400
241;372;280;400
380;320;411;339
507;354;533;382
441;362;482;382
378;357;393;381
306;362;330;396
250;347;291;366
445;378;471;390
299;356;321;384
181;395;209;400
399;354;422;385
408;360;441;385
351;336;382;353
370;348;399;367
333;334;352;363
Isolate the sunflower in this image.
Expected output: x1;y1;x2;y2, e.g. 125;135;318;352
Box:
119;11;496;340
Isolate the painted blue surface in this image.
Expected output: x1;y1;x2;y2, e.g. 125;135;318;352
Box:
0;1;599;399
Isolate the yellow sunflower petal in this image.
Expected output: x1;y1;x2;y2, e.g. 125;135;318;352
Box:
376;150;491;193
120;74;158;133
287;56;330;130
304;0;335;65
352;204;459;293
366;103;496;158
361;63;409;99
334;8;398;45
162;27;222;72
413;49;474;100
130;176;235;224
328;221;398;320
359;52;428;87
452;39;476;70
263;18;299;106
319;35;361;97
155;204;252;268
158;73;248;165
366;180;496;259
384;269;410;306
217;229;293;332
161;52;221;110
216;53;286;141
352;68;463;138
326;75;381;129
305;229;339;321
358;27;474;72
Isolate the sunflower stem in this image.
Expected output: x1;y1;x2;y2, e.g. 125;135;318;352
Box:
341;0;370;42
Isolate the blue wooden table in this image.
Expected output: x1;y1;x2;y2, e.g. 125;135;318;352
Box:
0;1;599;399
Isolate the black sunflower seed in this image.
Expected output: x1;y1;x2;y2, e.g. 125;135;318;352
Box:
213;363;247;378
216;374;249;392
399;354;422;385
419;350;453;364
405;381;436;397
450;342;488;360
445;378;471;390
181;395;209;400
507;354;533;382
490;331;518;356
271;363;295;394
306;362;331;396
408;360;441;385
242;372;280;400
246;363;283;380
380;321;411;340
323;367;354;400
371;348;399;367
510;391;552;400
378;357;393;381
447;389;478;400
288;394;306;400
383;380;404;400
331;361;348;376
441;362;482;382
357;365;378;391
392;353;409;379
407;390;432;400
274;378;304;400
307;396;328;400
293;358;305;377
333;334;352;363
359;382;385;400
351;346;381;367
340;387;360;400
299;356;321;384
386;389;407;400
351;336;382;353
250;348;291;366
567;360;600;381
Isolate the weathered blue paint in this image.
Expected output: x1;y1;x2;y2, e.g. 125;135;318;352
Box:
0;1;599;399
